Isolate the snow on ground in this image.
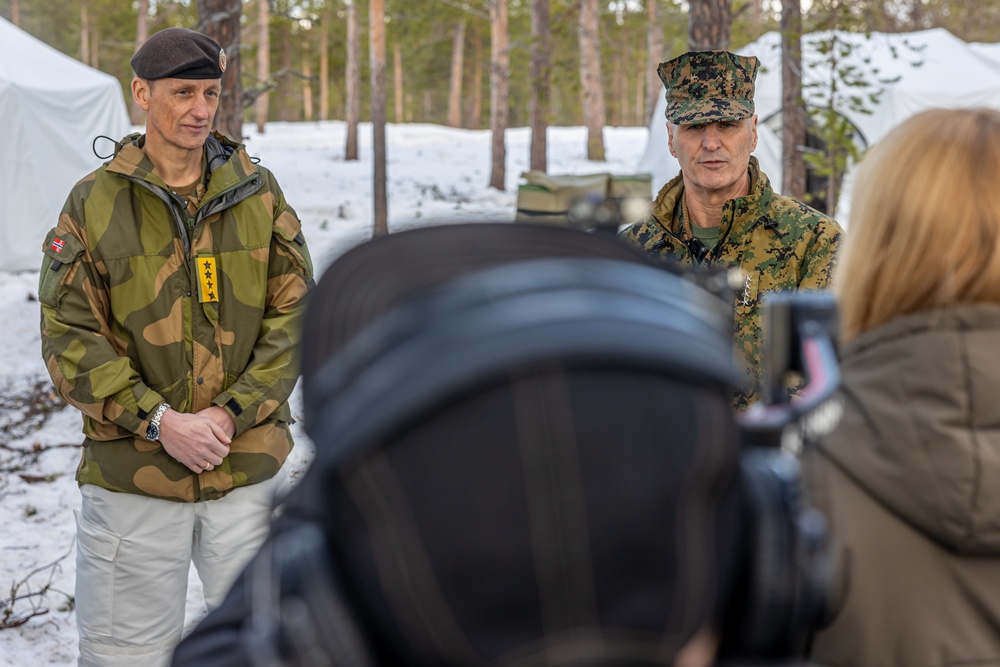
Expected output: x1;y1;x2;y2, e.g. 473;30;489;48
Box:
0;121;647;665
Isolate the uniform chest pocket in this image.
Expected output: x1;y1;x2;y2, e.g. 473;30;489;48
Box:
39;228;86;307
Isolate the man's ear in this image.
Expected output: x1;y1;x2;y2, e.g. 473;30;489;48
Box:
749;115;759;152
132;77;151;111
667;122;678;158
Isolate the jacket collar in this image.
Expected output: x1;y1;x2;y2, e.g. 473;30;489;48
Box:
651;156;773;240
105;131;257;197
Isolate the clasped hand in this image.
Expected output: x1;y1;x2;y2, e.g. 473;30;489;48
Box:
158;406;236;474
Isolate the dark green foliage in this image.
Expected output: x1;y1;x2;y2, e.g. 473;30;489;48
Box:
4;0;1000;128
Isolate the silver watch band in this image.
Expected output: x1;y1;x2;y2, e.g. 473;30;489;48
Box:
145;402;170;442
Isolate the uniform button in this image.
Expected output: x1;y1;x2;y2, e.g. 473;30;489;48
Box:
187;291;192;297
196;377;204;384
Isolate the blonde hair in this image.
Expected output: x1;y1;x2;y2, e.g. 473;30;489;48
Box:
837;108;1000;343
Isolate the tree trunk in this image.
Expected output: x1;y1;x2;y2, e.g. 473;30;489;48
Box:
781;0;806;199
129;0;150;125
751;0;763;35
11;0;19;26
612;50;623;126
320;1;329;120
489;0;509;190
467;28;483;129
529;0;550;172
688;0;730;51
81;0;90;65
255;0;269;133
345;0;360;160
578;0;606;160
302;41;313;121
635;60;645;126
90;23;99;69
393;41;404;122
824;36;841;217
826;145;838;217
646;0;662;123
446;21;466;127
198;0;243;142
371;0;388;235
909;0;924;29
279;22;292;122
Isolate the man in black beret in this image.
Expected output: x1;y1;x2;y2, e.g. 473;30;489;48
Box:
130;27;227;159
40;26;313;667
130;27;227;81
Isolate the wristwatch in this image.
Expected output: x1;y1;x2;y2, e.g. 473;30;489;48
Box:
144;402;170;442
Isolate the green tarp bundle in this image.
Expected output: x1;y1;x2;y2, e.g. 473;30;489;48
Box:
515;171;652;226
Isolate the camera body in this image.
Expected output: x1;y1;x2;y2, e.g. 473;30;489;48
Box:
175;222;839;667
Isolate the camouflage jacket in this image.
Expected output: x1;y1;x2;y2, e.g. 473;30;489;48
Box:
39;131;314;502
619;157;842;406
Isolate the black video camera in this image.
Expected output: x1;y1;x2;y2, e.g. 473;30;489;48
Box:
173;222;839;667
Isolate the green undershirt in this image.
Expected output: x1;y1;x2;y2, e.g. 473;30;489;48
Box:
690;222;721;249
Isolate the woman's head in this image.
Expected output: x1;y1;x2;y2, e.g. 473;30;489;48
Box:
837;108;1000;342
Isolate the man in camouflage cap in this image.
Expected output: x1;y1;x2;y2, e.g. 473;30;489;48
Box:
620;50;843;408
39;26;313;667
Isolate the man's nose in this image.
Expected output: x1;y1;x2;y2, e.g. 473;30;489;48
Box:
191;94;210;119
702;124;721;149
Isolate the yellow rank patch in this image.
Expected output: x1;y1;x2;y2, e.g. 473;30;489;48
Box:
197;257;220;303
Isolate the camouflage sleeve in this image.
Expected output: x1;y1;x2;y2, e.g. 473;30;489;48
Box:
797;217;844;290
618;216;658;249
619;215;693;266
211;174;314;436
39;208;165;437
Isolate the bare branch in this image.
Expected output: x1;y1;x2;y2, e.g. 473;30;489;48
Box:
432;0;489;21
241;68;317;108
0;379;77;474
1;542;75;631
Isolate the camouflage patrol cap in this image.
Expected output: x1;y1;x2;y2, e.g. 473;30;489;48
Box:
658;51;759;124
131;28;227;80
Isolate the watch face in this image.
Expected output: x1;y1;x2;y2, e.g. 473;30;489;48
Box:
145;403;167;441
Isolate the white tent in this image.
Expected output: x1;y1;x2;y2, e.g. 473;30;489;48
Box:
969;41;1000;69
638;28;1000;221
0;16;130;271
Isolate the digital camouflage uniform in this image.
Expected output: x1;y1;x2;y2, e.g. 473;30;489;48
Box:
623;50;843;407
656;51;760;124
39;131;313;502
620;157;841;406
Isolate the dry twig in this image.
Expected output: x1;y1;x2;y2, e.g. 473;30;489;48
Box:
0;542;75;630
0;379;75;474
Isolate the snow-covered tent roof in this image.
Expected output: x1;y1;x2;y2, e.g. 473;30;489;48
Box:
969;41;1000;69
638;28;1000;220
0;16;130;271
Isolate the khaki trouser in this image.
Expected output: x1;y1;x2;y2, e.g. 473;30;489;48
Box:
74;472;284;667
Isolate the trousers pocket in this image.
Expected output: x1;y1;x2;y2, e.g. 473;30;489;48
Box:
74;508;122;638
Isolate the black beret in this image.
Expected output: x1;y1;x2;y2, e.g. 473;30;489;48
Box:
131;27;226;80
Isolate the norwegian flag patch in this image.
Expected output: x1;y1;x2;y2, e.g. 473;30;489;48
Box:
50;237;65;253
